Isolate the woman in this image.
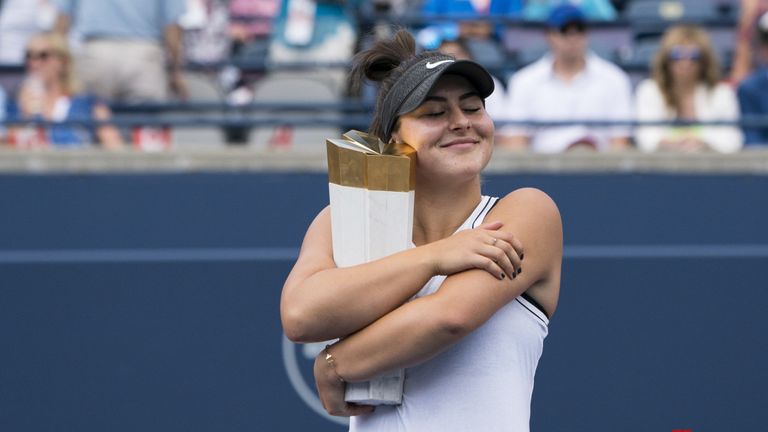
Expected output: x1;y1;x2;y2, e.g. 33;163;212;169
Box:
281;30;562;431
634;25;743;153
9;32;122;148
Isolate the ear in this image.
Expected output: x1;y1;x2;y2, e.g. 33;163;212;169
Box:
389;130;401;145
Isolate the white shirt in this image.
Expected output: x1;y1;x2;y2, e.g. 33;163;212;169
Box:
634;79;743;153
499;53;633;153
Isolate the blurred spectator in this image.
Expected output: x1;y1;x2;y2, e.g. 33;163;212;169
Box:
737;11;768;145
53;0;188;103
0;0;57;64
417;0;521;67
223;0;281;107
7;32;122;149
635;25;743;153
523;0;618;21
270;0;358;65
180;0;281;144
229;0;281;64
496;3;632;152
181;0;231;65
731;0;768;84
437;37;506;124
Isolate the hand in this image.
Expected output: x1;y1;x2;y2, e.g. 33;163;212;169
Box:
677;137;707;152
424;221;524;281
314;352;375;417
168;69;189;101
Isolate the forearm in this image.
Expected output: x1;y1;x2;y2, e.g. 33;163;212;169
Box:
164;24;184;71
701;126;744;153
281;245;437;342
54;14;71;35
329;294;466;382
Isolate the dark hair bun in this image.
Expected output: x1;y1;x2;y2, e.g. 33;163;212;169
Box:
350;29;416;88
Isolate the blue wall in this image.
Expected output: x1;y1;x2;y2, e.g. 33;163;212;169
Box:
1;172;766;431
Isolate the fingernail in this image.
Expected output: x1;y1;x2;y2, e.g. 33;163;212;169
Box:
517;267;522;275
500;272;506;280
520;253;524;260
512;272;516;279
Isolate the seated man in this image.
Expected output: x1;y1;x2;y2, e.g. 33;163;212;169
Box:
737;11;768;146
496;3;632;152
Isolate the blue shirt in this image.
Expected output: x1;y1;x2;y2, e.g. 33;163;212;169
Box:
8;95;100;147
737;66;768;146
55;0;185;41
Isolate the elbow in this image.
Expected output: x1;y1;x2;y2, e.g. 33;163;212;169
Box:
434;309;474;342
281;305;317;343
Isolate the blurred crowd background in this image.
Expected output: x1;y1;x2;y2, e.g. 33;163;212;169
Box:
0;0;766;153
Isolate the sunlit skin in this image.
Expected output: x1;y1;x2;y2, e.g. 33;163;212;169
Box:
392;74;494;195
283;73;562;419
14;35;124;149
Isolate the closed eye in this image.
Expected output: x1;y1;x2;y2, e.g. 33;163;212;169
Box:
423;111;445;117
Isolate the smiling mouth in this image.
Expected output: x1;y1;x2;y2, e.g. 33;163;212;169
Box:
440;139;479;148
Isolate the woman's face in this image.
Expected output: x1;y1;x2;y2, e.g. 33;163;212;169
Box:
25;38;64;84
391;74;494;183
666;43;702;85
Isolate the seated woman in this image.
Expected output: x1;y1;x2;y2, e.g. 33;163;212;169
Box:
634;25;743;153
8;32;123;149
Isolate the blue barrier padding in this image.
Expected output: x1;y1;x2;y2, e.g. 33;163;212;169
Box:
1;172;766;431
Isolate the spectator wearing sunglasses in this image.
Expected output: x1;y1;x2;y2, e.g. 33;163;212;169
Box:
634;25;743;153
737;11;768;146
7;32;123;148
496;3;632;152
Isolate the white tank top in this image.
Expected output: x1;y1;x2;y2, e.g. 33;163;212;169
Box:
350;196;550;432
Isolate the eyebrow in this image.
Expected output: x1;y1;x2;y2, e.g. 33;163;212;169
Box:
422;91;482;103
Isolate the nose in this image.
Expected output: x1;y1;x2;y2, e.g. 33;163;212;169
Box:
449;107;471;131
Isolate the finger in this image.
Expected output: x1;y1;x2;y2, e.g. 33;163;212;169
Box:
491;231;524;261
477;220;503;231
478;254;507;280
492;239;520;277
483;243;516;280
345;403;375;416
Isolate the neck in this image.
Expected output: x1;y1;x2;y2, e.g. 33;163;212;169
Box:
43;79;65;97
672;80;698;101
553;55;586;81
412;177;483;245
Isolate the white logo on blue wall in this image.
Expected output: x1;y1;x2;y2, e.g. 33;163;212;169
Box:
282;335;348;426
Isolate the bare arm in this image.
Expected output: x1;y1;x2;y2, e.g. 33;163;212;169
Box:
163;24;188;100
92;103;124;149
608;136;632;151
325;188;561;382
54;13;71;35
281;207;523;343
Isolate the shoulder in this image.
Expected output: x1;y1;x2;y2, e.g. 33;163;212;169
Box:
491;188;561;233
509;58;550;86
710;82;736;98
636;78;661;96
588;54;630;83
